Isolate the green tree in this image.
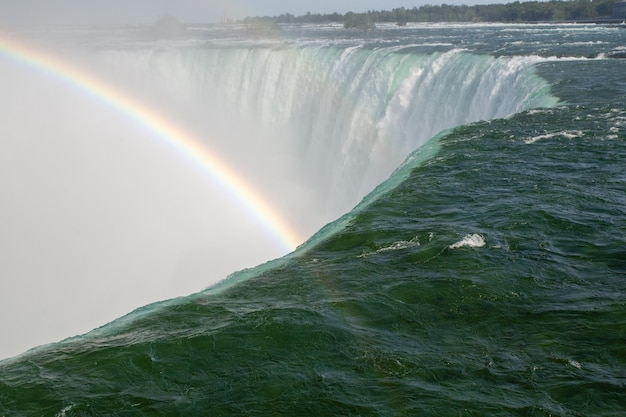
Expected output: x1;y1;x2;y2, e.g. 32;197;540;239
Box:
343;12;376;31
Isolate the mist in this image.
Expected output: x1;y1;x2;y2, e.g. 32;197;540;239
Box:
0;33;325;360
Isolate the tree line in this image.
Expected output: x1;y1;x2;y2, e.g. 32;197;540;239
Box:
242;0;617;26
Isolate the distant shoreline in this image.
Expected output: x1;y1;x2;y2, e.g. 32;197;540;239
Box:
239;0;623;27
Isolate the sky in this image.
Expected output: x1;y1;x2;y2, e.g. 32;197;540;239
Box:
0;0;495;25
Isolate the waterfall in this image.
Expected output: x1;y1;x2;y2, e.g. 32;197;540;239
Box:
96;45;556;226
0;36;557;359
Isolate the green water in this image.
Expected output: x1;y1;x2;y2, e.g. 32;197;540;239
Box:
2;105;624;416
1;23;626;416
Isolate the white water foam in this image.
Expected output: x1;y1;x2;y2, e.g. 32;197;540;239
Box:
449;234;486;249
524;130;583;144
358;237;421;258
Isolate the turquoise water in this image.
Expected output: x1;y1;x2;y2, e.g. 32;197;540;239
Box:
1;23;625;416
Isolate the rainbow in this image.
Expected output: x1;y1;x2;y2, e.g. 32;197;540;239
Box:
0;34;303;252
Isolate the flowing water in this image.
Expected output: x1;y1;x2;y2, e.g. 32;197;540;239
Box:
0;22;625;416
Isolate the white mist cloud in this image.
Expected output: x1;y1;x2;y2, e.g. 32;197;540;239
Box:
0;44;294;359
